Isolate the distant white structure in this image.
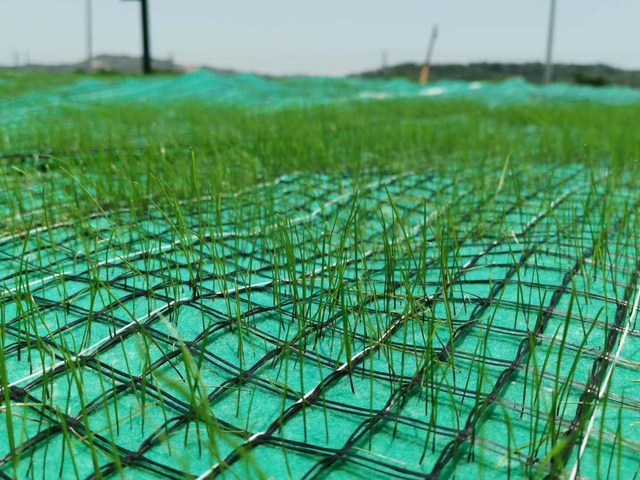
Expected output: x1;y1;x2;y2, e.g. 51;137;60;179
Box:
86;0;94;71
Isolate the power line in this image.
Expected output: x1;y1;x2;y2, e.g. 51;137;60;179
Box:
141;0;152;74
86;0;93;70
544;0;557;84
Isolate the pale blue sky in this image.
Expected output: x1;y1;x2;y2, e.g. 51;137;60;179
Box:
2;0;639;76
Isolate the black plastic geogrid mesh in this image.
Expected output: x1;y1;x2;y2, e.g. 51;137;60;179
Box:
0;166;639;479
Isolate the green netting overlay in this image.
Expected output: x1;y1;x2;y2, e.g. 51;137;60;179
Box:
1;164;639;479
3;70;640;131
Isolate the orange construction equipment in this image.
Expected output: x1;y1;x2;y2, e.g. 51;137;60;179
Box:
420;25;438;85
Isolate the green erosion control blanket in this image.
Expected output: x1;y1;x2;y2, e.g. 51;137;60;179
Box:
43;71;640;106
2;70;640;130
1;166;639;478
53;71;640;106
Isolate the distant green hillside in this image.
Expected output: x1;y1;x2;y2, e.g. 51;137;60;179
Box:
355;62;640;88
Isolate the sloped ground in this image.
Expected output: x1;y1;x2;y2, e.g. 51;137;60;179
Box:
1;72;640;479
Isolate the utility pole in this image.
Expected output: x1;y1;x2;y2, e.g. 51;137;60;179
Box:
419;25;438;84
141;0;152;74
544;0;557;84
382;50;388;71
86;0;93;71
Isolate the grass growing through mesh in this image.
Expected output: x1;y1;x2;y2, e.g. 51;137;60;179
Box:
0;80;639;479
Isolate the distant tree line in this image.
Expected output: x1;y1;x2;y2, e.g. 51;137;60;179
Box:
355;62;640;88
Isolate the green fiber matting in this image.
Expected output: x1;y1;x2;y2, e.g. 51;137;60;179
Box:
0;166;639;479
